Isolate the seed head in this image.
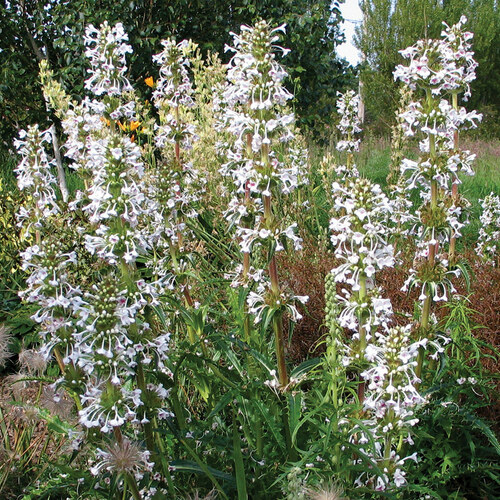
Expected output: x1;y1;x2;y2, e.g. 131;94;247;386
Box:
91;438;153;479
0;325;13;369
306;485;347;500
18;348;47;375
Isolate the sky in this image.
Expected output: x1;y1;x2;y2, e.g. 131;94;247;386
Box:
337;0;364;66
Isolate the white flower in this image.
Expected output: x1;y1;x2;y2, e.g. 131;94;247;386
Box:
84;22;133;97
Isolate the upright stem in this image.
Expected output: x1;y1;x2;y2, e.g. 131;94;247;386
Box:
358;271;367;353
449;92;459;263
259;142;288;386
263;193;288;386
273;313;288;387
417;124;438;381
49;124;68;202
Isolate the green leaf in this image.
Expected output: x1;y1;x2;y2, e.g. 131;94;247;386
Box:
287;392;302;445
459;408;500;455
290;357;322;379
170;460;235;485
253;400;286;453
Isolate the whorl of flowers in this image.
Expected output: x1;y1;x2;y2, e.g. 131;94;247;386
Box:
476;193;500;265
439;16;478;98
222;21;305;284
399;99;481;156
336;90;362;154
222;21;295;155
352;440;418;492
393;16;477;99
14;126;59;230
19;236;80;353
153;39;196;110
82;133;151;265
224;22;292;113
362;325;425;421
330;178;395;325
84;22;133;96
152;38;199;150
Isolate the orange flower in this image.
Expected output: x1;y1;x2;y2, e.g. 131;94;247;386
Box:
129;120;140;132
145;76;154;88
117;121;126;132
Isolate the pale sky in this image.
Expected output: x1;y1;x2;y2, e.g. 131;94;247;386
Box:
337;0;363;66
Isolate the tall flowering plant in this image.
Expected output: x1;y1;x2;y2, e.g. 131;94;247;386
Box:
149;37;203;344
318;90;361;189
18;22;175;498
335;90;361;178
327;173;425;491
221;21;307;387
394;17;481;379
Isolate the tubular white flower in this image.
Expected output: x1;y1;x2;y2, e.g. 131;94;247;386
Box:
84;22;133;97
14;126;60;230
336;90;362;153
221;21;306;313
476;193;500;264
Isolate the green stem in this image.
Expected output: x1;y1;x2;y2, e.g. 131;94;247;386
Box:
232;408;248;500
449;92;459;263
273;312;289;387
153;417;176;497
263;191;289;387
124;472;143;500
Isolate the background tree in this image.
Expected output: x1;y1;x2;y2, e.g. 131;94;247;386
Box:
356;0;500;135
0;0;354;149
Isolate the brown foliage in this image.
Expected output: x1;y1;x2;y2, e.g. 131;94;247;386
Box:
281;240;499;399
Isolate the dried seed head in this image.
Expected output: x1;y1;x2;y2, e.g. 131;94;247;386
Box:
4;373;29;401
18;349;47;375
306;485;347;500
91;438;153;479
0;325;13;369
185;490;217;500
40;386;75;420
